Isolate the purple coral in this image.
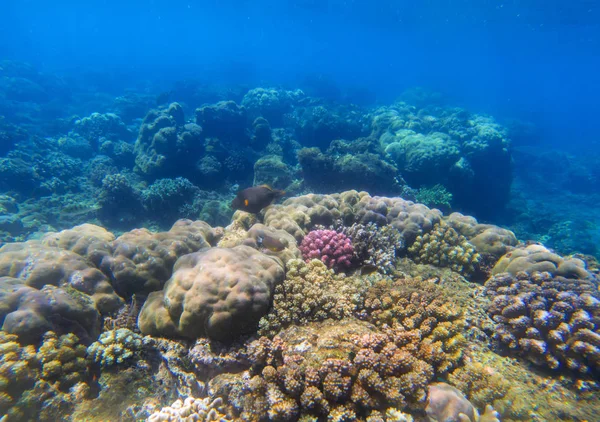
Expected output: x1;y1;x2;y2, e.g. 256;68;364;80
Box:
299;229;353;270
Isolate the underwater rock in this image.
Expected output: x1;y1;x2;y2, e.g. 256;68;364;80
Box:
138;245;285;342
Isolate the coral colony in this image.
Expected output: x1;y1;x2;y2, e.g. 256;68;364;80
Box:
0;61;598;421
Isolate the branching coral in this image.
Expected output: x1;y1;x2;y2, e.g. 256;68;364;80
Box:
408;223;481;277
258;259;367;337
87;328;144;368
147;396;231;422
342;222;403;274
485;270;600;377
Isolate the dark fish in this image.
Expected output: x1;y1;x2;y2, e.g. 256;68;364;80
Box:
257;233;287;252
231;185;285;213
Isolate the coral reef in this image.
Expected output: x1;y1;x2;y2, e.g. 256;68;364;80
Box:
147;396;231;422
485;270;600;377
195;100;246;143
258;259;368;337
342;222;403;274
87;328;144;367
408;223;481;277
492;243;592;279
134;103;203;179
100;219;217;298
139;245;285;342
299;228;354;270
0;330;92;421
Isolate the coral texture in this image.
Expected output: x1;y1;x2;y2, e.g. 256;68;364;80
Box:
100;219;217;298
299;229;354;270
138;245;285;342
258;259;367;337
147;396;231;422
485;270;600;377
342;222;403;274
492;244;592;279
87;328;144;367
408;223;481;277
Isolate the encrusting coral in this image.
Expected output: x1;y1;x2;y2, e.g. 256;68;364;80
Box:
485;270;600;378
87;328;144;368
408;223;481;277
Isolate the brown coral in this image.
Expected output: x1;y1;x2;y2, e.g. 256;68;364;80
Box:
492;244;591;279
138;245;285;342
485;270;600;377
100;219;218;298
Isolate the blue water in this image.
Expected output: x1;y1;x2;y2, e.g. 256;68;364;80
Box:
2;0;599;151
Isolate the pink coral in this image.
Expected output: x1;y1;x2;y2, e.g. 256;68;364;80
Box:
299;229;353;270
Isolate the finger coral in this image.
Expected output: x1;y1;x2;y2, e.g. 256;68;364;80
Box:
485;270;600;378
147;396;231;422
258;259;367;337
408;223;481;277
87;328;144;367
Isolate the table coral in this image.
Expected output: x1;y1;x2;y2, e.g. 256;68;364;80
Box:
485;270;600;377
138;245;285;342
100;219;218;298
87;328;144;367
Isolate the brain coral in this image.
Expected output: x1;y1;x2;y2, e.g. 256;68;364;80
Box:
485;271;600;377
100;219;218;298
40;223;115;267
0;240;123;341
138;245;285;342
492;244;591;280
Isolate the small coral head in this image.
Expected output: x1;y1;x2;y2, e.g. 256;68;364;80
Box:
300;229;354;271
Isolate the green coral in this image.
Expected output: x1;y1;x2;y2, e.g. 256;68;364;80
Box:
408;223;480;276
414;184;453;210
0;330;91;421
87;328;144;367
